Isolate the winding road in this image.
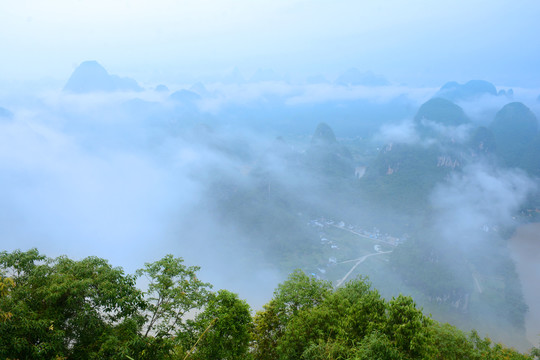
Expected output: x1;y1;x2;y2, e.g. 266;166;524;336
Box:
335;250;392;288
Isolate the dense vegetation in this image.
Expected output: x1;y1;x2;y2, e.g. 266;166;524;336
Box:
1;249;537;359
190;97;538;349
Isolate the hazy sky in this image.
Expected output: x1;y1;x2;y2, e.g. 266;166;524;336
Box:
1;0;540;86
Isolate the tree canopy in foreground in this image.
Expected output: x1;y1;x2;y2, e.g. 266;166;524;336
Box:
0;249;537;359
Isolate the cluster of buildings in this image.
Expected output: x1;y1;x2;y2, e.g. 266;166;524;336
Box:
308;217;407;247
306;217;408;279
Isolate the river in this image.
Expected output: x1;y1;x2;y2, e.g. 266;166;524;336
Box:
509;223;540;347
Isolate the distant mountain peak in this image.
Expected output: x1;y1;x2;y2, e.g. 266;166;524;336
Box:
491;102;538;135
154;84;169;92
63;60;142;93
436;80;497;101
490;102;538;167
169;89;201;103
311;122;337;145
414;98;470;127
76;60;107;74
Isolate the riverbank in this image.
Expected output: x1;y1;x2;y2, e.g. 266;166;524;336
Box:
509;222;540;347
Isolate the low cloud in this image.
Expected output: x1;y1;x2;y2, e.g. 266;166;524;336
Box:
419;118;473;143
431;162;537;247
374;119;420;145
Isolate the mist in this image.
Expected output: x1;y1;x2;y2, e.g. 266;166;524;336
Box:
2;72;539;315
2;0;540;351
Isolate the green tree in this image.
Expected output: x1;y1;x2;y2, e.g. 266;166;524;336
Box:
136;254;212;339
277;301;342;360
336;277;387;341
0;249;145;360
272;269;332;324
251;270;332;360
468;330;534;360
0;276;15;322
384;295;433;359
300;339;353;360
274;276;390;360
428;323;481;360
531;346;540;359
188;289;252;360
355;331;404;360
251;300;281;360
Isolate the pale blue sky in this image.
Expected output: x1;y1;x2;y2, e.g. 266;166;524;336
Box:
1;0;539;86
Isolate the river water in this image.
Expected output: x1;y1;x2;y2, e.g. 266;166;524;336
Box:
509;223;540;347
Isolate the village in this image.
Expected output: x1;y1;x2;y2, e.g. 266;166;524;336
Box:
308;217;407;247
306;216;408;284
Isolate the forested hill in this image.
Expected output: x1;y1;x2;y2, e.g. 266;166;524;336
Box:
1;249;538;360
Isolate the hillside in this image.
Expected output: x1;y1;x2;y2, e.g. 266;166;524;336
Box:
490;102;539;167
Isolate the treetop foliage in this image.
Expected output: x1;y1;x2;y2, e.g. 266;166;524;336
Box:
0;249;536;360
